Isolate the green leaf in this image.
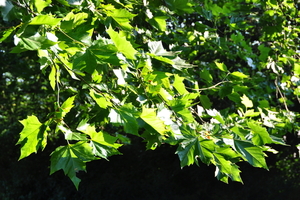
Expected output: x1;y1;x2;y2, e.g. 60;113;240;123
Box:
0;26;16;42
117;103;140;136
49;65;57;91
173;74;188;95
17;116;49;160
88;39;120;66
149;16;168;31
107;9;136;30
61;95;76;118
241;94;253;108
141;130;163;150
33;0;52;13
231;126;247;140
247;121;273;146
206;109;225;125
50;142;96;190
258;44;271;62
169;99;195;123
106;26;137;60
244;109;260;117
258;100;269;108
270;135;286;145
230;71;249;79
214;153;233;175
234;140;268;169
165;0;194;13
229;164;243;183
73;50;97;74
109;104;140;136
294;63;300;76
148;41;176;57
148;53;174;65
58;124;87;141
176;136;215;167
200;69;213;83
11;34;56;52
140;106;168;135
61;12;88;30
89;90;112;109
200;95;212;109
77;124;122;159
215;162;243;183
30;15;62;26
215;62;228;72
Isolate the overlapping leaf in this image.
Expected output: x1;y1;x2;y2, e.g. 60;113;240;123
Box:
107;26;137;60
234;140;268;169
176;136;215;167
50;142;96;189
77;123;122;159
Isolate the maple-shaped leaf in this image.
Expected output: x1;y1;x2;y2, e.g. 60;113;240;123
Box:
169;96;195;123
61;95;76;118
54;96;76;121
215;163;243;183
234;140;268;169
16;115;49;160
118;103;140;136
50;142;97;190
107;9;136;30
176;136;215;167
107;26;137;60
247;121;273;146
77;123;122;159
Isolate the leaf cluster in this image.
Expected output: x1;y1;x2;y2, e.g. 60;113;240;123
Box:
1;0;299;189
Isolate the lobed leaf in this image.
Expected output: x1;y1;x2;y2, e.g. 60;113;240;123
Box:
17;116;49;160
106;26;137;60
50;142;96;190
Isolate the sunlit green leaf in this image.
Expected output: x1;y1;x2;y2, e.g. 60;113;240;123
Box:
230;71;249;79
16;116;49;160
61;95;76;118
241;94;253;108
77;124;122;159
173;74;188;95
140;106;167;135
106;26;137;60
107;9;136;30
50;142;96;189
89;90;112;109
215;62;228;72
247;121;273;146
30;15;62;26
33;0;52;13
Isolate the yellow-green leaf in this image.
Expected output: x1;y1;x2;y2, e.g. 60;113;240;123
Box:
140;106;167;135
241;94;253;108
106;26;137;60
17;116;49;160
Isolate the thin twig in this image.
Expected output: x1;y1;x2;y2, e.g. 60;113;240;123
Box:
274;77;289;111
186;81;231;91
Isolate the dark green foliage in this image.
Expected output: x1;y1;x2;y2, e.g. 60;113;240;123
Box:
1;0;300;191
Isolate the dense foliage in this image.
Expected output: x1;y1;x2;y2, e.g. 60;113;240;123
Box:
1;0;299;189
